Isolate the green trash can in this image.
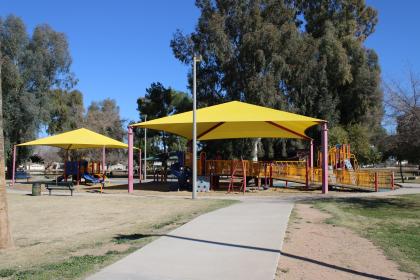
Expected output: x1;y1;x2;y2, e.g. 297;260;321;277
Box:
32;183;41;196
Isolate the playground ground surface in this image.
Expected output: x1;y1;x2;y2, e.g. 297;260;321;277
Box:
277;194;420;279
3;182;420;280
10;178;325;197
0;192;235;280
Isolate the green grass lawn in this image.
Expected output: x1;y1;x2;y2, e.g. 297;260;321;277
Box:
312;194;420;278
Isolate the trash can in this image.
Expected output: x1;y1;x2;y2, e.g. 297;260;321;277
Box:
32;183;41;196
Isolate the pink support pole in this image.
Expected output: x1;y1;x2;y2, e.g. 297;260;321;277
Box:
128;126;134;193
102;146;106;175
310;140;314;169
139;148;142;183
305;160;309;189
321;122;329;194
12;145;16;187
310;140;314;182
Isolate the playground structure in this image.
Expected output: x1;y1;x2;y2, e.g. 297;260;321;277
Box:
61;160;106;190
318;144;358;170
150;143;394;193
129;101;396;195
11;128;129;191
176;148;394;192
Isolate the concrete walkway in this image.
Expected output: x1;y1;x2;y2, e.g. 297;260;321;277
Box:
87;199;293;280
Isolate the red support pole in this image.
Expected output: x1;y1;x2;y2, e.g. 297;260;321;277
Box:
128;126;134;193
374;172;378;192
391;172;394;190
321;122;329;194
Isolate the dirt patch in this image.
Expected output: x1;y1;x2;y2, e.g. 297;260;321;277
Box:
276;203;416;280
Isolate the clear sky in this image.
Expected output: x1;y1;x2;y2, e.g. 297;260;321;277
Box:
1;0;419;124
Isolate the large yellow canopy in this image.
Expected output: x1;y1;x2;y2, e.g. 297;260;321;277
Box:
17;128;128;149
132;101;324;140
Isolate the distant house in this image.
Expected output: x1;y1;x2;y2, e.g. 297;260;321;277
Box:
25;163;45;171
109;163;125;171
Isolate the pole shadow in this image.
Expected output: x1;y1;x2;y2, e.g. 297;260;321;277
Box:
113;232;395;280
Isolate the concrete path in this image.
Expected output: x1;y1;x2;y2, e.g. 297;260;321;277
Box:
87;199;293;280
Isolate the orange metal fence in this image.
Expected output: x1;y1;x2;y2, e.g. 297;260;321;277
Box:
195;159;394;191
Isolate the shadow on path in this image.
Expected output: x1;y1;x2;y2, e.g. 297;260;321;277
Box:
113;233;394;280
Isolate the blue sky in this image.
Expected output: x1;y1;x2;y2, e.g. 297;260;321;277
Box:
1;0;419;124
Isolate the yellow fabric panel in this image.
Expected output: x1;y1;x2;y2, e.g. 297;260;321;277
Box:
17;128;128;149
132;101;324;140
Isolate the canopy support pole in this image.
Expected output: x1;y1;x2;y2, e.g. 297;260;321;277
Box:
144;115;147;182
128;126;134;193
139;148;142;183
11;145;16;188
310;140;314;169
102;146;106;175
310;140;314;182
321;122;328;194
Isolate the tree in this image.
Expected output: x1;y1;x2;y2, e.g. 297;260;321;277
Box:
46;89;84;135
0;15;75;176
137;83;192;154
84;98;126;164
170;0;383;159
383;70;420;166
328;126;349;146
0;28;13;249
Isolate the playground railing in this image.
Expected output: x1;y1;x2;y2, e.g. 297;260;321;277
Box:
197;159;394;191
270;161;307;182
204;160;248;176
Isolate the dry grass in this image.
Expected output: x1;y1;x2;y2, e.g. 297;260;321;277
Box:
0;193;236;279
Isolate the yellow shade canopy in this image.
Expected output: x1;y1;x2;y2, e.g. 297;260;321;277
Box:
132;101;324;140
17;128;128;149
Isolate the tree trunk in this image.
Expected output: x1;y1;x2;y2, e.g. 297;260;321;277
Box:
399;160;405;183
251;138;260;161
281;139;287;158
0;53;14;249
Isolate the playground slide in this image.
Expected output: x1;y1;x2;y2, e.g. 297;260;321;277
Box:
82;173;103;184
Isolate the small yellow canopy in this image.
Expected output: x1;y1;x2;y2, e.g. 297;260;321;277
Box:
17;128;128;149
132;101;324;140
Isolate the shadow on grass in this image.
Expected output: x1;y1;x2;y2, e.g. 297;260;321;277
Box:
85;181;176;192
113;233;152;243
316;196;418;210
111;232;393;280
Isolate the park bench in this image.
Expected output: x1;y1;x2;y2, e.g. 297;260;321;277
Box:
45;182;75;196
